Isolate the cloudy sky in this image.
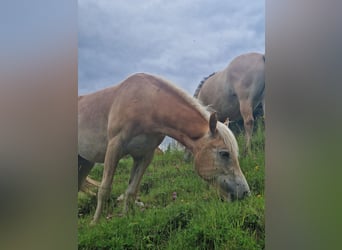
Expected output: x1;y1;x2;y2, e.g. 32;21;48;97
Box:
78;0;264;96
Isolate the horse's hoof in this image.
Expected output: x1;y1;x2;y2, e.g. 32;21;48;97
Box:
117;194;125;201
89;220;98;226
135;200;144;207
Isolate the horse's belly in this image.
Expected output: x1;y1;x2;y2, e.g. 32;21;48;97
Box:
215;98;241;122
125;134;164;158
78;129;108;163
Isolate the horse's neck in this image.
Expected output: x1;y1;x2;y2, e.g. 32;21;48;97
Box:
157;126;205;153
152;93;209;152
207;70;225;85
202;71;229;100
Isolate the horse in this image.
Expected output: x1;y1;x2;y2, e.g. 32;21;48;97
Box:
78;73;250;224
194;52;265;154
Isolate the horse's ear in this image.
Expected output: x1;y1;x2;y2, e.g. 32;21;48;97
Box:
223;117;230;127
209;112;217;135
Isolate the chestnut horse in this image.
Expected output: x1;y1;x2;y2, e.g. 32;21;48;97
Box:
78;73;250;224
194;52;265;154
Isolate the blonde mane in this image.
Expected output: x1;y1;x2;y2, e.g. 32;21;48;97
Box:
217;122;239;156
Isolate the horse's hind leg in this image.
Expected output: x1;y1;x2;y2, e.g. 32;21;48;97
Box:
92;137;123;224
78;155;95;191
240;100;254;155
123;150;155;214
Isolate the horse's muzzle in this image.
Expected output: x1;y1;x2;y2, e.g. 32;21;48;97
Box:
218;175;251;201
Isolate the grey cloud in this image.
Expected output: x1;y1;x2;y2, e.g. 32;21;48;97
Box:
78;0;264;95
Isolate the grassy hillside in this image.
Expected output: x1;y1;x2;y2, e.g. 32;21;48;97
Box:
78;119;265;250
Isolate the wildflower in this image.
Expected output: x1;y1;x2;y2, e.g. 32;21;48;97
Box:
255;165;259;171
172;192;177;201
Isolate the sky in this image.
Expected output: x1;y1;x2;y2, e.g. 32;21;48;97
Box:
78;0;264;96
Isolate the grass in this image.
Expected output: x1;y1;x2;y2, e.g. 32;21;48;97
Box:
78;118;265;250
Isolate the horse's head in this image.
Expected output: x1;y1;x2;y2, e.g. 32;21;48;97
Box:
193;113;250;201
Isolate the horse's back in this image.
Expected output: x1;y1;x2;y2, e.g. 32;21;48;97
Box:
227;52;265;104
227;52;265;87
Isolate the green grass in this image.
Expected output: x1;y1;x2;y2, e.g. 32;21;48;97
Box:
78;118;265;250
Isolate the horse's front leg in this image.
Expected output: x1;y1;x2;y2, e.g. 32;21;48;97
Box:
123;150;155;214
240;100;254;155
91;137;123;225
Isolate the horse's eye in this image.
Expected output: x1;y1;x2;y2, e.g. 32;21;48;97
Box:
219;151;230;160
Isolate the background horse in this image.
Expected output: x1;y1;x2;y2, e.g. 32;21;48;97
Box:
78;73;250;224
194;52;265;154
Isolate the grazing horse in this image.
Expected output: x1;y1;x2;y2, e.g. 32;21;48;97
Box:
194;52;265;154
78;73;250;224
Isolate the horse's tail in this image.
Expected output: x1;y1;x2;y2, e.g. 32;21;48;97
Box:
193;72;216;98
